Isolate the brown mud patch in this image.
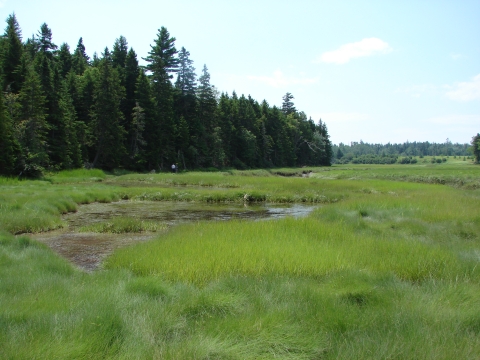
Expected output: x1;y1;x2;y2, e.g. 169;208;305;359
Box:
30;201;318;272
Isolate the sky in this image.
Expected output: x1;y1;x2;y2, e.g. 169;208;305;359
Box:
2;0;479;145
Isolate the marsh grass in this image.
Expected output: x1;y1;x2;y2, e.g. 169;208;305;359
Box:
79;217;165;233
1;163;480;358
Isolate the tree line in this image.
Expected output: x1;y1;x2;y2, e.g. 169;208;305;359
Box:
333;139;474;164
0;14;332;177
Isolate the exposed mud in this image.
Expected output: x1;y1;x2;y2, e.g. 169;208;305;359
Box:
30;201;317;272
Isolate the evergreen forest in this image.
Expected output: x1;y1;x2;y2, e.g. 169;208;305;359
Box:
333;140;473;164
0;14;333;177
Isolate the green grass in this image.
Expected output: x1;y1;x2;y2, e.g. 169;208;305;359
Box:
79;217;165;233
1;163;480;358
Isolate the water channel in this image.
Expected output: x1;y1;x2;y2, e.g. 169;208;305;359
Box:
31;200;318;271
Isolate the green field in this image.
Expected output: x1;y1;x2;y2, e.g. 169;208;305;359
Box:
1;162;480;359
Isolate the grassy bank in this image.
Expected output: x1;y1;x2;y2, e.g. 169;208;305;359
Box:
1;164;480;358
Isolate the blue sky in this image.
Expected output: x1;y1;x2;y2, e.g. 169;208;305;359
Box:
2;0;479;144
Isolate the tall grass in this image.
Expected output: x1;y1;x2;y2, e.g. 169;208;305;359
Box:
1;163;480;358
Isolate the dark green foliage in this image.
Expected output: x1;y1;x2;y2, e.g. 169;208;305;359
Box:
0;18;334;173
2;13;24;92
56;43;72;78
472;133;480;164
17;64;49;177
71;37;89;75
36;23;57;60
333;140;472;164
135;69;156;169
281;92;296;115
175;47;196;95
0;92;20;175
90;48;126;170
144;27;178;168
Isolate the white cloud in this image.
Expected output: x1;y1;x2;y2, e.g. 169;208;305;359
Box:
247;70;318;88
445;74;480;101
316;38;392;64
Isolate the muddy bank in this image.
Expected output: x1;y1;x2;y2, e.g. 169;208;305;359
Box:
31;201;318;271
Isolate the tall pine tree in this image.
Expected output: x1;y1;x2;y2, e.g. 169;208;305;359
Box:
90;48;125;169
144;27;178;169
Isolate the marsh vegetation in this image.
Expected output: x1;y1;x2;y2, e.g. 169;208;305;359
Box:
1;161;480;359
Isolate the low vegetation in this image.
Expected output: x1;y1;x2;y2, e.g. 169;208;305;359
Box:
79;217;164;233
1;163;480;359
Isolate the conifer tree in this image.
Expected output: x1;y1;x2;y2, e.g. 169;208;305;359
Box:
57;43;72;78
36;23;57;60
175;47;196;95
0;92;20;175
130;102;147;169
281;92;296;115
90;48;125;169
2;13;24;92
71;37;89;75
135;69;156;169
55;80;82;168
144;27;178;168
123;47;139;163
18;65;49;177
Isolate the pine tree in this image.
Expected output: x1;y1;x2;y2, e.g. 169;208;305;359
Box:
18;65;49;177
281;92;296;115
56;80;82;168
71;37;89;75
36;23;57;60
135;69;156;170
2;13;24;92
175;47;196;95
112;36;128;73
123;47;139;165
130;102;147;169
90;48;125;169
57;43;72;78
0;92;20;175
144;27;178;168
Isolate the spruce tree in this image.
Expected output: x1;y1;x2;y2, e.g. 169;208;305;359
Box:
175;47;196;95
135;69;155;170
57;43;72;78
0;92;20;175
2;13;24;92
18;65;49;177
71;37;89;75
123;47;139;165
144;27;178;168
90;48;125;169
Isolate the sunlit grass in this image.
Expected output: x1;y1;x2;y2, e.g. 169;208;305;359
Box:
1;162;480;358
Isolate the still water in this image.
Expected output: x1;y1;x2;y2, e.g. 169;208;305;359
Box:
31;200;318;271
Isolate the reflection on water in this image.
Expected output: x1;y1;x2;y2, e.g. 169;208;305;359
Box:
31;201;318;271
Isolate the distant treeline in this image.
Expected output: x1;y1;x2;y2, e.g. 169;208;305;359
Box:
333;140;472;164
0;14;332;177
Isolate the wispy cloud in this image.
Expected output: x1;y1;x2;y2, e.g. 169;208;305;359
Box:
247;70;318;88
450;53;466;61
445;74;480;101
315;38;392;64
